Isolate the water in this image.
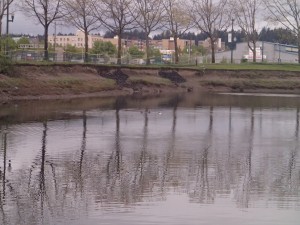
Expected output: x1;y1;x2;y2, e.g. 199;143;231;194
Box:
0;93;300;225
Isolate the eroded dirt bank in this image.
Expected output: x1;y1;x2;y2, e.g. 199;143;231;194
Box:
1;64;300;102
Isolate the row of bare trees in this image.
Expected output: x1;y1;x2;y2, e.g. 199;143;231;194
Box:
6;0;300;63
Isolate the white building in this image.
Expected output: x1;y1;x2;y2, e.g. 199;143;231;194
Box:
201;41;299;64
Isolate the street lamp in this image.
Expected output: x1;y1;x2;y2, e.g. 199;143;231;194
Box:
6;0;14;56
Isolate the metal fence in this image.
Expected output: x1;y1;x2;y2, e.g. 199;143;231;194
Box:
4;49;200;66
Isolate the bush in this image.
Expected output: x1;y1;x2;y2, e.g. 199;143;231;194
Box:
241;58;248;63
0;54;14;75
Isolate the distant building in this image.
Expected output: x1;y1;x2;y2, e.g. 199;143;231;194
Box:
198;38;226;52
48;30;103;49
205;41;299;63
160;37;196;52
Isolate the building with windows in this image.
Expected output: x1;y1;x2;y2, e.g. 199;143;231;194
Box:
198;38;226;52
160;37;196;52
48;30;103;48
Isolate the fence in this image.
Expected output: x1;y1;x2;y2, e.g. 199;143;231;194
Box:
3;49;200;66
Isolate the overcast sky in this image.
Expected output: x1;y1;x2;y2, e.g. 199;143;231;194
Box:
9;13;74;35
5;3;270;37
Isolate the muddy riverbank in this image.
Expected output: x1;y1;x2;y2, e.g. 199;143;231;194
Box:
1;64;300;101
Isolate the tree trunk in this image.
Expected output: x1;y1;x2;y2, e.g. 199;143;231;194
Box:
253;42;256;62
210;37;215;63
44;25;49;61
298;32;300;64
117;32;122;65
0;19;2;53
174;34;179;64
146;36;150;65
84;29;89;63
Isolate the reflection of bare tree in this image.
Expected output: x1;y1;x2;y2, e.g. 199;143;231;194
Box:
225;107;233;189
286;107;299;189
104;107;126;203
189;107;214;204
295;107;299;138
24;121;61;224
106;108;122;177
39;122;47;218
0;127;25;225
235;108;254;208
131;108;159;202
0;129;7;225
133;109;148;191
209;106;213;133
1;131;7;198
161;105;177;191
191;146;212;203
77;111;87;194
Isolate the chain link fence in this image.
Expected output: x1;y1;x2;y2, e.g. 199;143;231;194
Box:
4;49;200;66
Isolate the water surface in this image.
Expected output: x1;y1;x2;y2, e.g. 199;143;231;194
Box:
0;93;299;224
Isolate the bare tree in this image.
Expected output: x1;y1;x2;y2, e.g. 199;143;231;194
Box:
163;0;193;64
189;0;230;63
133;0;165;65
263;0;300;63
62;0;100;62
93;0;137;65
22;0;63;60
0;0;14;53
233;0;262;62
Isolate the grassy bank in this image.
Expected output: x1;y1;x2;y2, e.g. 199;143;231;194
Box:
14;61;300;72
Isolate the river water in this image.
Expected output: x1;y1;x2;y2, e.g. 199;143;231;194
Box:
0;93;300;225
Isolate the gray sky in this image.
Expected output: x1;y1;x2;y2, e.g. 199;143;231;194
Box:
6;2;270;36
9;13;72;35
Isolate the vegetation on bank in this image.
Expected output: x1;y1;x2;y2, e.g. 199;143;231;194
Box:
0;55;14;75
11;61;300;72
200;78;300;91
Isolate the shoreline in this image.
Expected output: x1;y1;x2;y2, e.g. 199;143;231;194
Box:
1;64;300;102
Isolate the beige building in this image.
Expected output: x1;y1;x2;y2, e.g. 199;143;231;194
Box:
48;31;198;53
161;38;196;51
48;30;103;49
199;38;225;52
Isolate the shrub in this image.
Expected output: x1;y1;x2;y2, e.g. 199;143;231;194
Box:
241;58;248;63
0;54;14;75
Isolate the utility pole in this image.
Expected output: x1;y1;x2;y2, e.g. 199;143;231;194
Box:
261;41;264;62
5;0;14;56
54;22;57;52
0;0;2;53
230;19;234;64
6;0;9;55
189;38;191;64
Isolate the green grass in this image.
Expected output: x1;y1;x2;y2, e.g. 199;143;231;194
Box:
199;63;300;71
14;61;300;72
200;78;300;90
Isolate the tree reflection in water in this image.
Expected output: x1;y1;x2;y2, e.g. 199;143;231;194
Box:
0;101;299;224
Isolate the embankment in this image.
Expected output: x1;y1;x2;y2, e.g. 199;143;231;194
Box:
1;64;300;101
